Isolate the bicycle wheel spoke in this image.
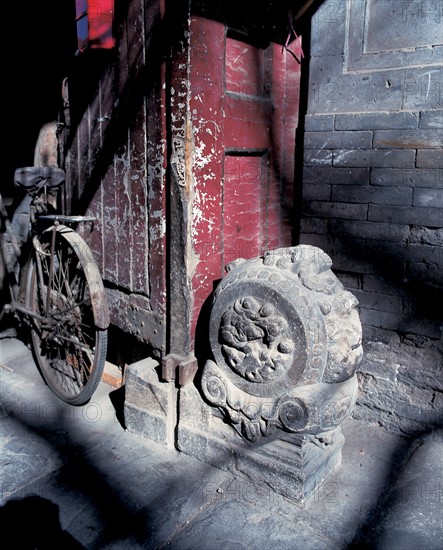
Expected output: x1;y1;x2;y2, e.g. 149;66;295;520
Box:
28;229;107;405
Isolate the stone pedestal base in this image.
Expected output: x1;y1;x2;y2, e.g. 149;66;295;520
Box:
124;363;344;506
177;384;344;506
124;357;177;449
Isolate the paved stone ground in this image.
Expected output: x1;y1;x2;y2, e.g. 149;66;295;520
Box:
1;337;442;549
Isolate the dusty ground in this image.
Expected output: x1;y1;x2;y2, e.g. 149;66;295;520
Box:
1;336;442;549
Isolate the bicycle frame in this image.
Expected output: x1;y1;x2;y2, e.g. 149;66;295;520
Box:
1;166;110;405
0;189;54;325
1;202;104;332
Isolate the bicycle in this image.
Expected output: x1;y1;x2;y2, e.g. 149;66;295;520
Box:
0;166;109;405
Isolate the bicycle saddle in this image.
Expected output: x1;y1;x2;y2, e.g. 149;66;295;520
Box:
14;167;65;190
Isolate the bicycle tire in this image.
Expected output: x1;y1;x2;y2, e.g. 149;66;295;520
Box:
27;225;109;405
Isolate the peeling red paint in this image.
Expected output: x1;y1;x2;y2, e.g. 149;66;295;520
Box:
188;17;301;342
63;4;301;357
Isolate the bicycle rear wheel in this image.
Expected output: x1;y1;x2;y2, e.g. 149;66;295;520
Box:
27;225;109;405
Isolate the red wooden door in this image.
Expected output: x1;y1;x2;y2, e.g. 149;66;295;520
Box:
64;0;168;359
185;17;302;344
63;3;302;364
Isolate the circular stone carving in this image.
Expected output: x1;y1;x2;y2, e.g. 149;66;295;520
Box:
322;395;352;428
207;244;363;401
279;399;308;431
201;375;226;406
220;296;294;384
210;274;310;398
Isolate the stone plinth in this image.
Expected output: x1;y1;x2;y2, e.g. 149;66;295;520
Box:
177;382;349;505
124;357;177;449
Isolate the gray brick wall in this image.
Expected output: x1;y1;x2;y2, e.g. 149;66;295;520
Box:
300;0;443;436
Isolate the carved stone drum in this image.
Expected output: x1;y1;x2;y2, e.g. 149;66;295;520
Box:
201;245;362;442
176;245;363;504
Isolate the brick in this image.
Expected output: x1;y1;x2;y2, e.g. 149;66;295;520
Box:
334;272;361;290
373;129;443;149
329;219;409;242
406;261;442;287
394;393;439;424
409;227;443;246
304;131;372;150
365;240;443;272
372;168;443;188
304;149;332;166
124;404;169;447
302;200;368;220
180;382;222;429
303;183;331;200
420;110;443;129
413;188;443;208
368;205;443;228
395;415;431;437
356;377;400;417
298;233;331;250
303;166;369;185
311;2;346;56
329;234;366;256
406;244;443;265
398;317;442;339
396;403;443;427
125;358;169;414
304;114;334;131
331;254;377;274
363;326;400;345
333;149;415;168
372;186;412;206
358;349;399;383
365;238;407;258
335;112;418;131
402;296;440;322
397;361;443;394
299;217;328;234
331;185;412;206
353;290;402;313
360;308;403;330
416;149;443;169
352;404;392;432
403;67;443;111
362;274;409;297
364;240;407;277
308;55;404;113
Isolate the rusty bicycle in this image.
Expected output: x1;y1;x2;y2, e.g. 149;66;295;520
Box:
0;166;109;405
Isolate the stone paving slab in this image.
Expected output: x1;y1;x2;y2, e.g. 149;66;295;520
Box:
158;497;333;550
0;338;235;548
0;336;29;364
1;337;442;549
165;418;417;550
0;415;63;499
349;430;443;550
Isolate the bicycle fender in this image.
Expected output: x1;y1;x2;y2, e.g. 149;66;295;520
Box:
44;225;110;329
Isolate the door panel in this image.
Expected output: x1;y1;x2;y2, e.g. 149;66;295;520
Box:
224;155;263;265
188;18;302;341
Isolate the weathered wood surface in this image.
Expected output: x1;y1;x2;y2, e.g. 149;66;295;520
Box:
63;0;301;357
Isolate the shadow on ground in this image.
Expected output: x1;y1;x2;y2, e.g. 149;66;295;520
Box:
0;495;85;549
